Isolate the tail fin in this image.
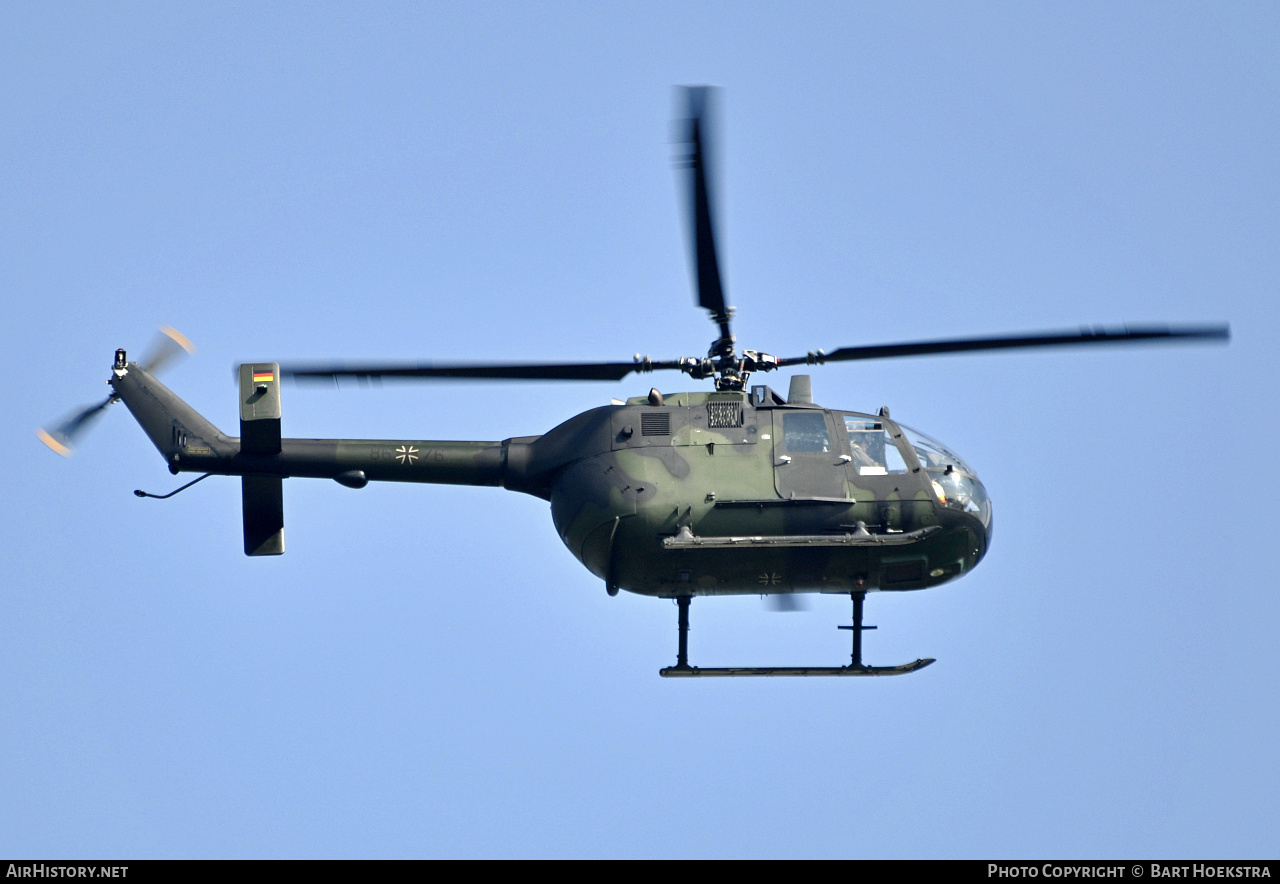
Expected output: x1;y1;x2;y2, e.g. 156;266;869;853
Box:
110;357;231;464
111;357;286;557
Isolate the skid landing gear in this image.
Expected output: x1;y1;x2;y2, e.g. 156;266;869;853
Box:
659;591;934;678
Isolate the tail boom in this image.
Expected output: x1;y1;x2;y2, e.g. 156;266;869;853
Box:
110;361;509;486
110;359;519;557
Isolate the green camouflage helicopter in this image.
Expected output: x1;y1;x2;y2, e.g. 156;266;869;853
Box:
40;87;1227;677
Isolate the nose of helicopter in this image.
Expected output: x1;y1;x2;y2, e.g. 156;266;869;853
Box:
939;470;993;565
898;422;992;545
975;477;993;550
937;468;993;536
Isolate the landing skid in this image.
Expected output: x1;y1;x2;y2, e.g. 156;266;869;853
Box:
660;660;934;677
658;592;934;678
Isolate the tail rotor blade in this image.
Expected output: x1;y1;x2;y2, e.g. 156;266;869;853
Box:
139;325;195;375
36;395;116;457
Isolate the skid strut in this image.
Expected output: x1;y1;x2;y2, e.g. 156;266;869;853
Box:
659;591;934;678
676;595;690;668
838;591;876;667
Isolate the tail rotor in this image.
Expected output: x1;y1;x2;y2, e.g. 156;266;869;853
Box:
36;326;195;457
36;395;118;457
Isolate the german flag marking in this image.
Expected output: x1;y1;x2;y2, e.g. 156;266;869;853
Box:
252;371;274;383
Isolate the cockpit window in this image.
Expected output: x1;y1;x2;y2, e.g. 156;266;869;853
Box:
782;412;830;453
897;422;991;527
932;469;993;527
843;416;908;475
898;423;977;477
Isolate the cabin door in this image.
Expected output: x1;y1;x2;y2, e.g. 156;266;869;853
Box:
771;410;847;500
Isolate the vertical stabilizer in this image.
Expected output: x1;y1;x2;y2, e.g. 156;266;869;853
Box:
239;363;282;455
242;475;284;556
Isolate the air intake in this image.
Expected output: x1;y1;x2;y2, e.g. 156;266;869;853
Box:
707;401;743;428
641;411;670;436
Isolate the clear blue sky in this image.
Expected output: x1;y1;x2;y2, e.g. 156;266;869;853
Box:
2;2;1276;858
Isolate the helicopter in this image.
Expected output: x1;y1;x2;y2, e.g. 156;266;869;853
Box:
40;87;1228;677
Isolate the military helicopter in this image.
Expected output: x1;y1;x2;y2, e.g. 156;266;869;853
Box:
40;87;1228;677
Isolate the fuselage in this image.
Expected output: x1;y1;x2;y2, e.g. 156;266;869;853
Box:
545;388;992;598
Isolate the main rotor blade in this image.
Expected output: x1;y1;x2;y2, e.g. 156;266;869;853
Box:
281;358;684;383
36;395;116;457
777;324;1231;367
678;86;732;330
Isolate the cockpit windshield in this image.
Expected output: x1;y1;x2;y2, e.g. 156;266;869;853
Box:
898;423;991;528
898;423;977;477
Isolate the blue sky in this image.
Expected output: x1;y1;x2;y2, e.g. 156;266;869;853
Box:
2;2;1276;858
